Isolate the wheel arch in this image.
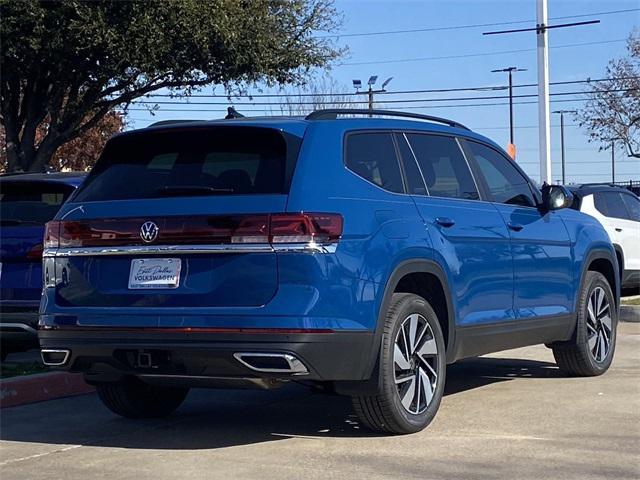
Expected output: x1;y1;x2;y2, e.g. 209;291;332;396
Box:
580;249;620;310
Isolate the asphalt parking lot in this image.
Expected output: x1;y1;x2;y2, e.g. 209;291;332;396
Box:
1;322;638;480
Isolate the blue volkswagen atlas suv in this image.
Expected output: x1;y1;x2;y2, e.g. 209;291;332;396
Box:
39;110;619;433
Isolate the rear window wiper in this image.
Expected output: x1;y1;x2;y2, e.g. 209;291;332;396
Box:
154;186;235;197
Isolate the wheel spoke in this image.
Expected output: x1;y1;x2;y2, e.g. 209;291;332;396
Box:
597;301;609;318
400;376;416;410
417;336;437;357
419;367;434;407
596;288;604;317
395;374;414;385
586;322;597;335
598;332;607;361
418;355;438;379
408;314;419;353
394;343;411;371
415;371;421;413
587;298;597;324
400;327;411;362
600;314;612;334
588;332;597;351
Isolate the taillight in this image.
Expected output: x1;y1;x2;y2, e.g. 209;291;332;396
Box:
44;221;61;248
270;213;342;243
43;213;342;248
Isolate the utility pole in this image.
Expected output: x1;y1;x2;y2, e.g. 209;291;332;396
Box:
482;1;600;185
552;110;577;184
353;76;393;116
612;140;615;183
536;0;552;185
492;66;527;159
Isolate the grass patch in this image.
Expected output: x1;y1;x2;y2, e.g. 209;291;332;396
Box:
622;297;640;306
1;361;48;379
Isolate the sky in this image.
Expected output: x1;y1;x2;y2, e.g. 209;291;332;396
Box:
126;0;640;185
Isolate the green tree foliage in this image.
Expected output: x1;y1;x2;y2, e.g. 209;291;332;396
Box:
0;0;341;172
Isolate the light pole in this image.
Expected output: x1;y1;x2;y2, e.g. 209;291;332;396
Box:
552;110;577;184
353;76;393;115
491;67;527;150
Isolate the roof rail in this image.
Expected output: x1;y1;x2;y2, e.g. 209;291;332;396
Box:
147;119;200;128
305;109;470;130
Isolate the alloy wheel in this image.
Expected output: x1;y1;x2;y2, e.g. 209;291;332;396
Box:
587;286;612;363
393;313;439;414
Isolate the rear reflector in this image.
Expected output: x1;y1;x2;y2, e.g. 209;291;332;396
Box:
44;213;342;248
26;243;44;261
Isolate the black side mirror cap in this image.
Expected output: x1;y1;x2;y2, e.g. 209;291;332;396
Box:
541;184;573;211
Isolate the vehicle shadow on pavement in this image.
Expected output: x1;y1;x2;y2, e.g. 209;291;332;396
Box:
0;356;561;450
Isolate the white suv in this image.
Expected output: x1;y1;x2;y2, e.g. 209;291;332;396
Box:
570;185;640;290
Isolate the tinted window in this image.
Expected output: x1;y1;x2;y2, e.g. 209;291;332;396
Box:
395;134;427;195
0;181;73;226
603;192;630;220
345;133;404;193
406;134;479;200
594;193;608;215
621;193;640;222
468;141;536;207
74;127;297;202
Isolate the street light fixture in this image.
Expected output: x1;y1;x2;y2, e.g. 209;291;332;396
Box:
353;75;393;114
552;109;577;184
491;66;527;158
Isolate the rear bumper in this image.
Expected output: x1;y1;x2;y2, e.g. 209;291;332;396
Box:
0;309;39;352
37;328;375;384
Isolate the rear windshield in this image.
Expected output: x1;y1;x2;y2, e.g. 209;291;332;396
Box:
0;181;74;226
74;126;300;202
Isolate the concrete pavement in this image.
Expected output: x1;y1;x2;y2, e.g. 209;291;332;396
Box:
1;322;639;480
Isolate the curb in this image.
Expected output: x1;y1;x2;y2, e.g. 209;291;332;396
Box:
620;305;640;323
0;371;94;409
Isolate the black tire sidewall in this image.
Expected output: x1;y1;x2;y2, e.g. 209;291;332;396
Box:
577;271;617;374
381;294;446;432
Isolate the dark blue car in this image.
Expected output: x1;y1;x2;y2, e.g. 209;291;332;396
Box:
0;172;85;359
38;110;619;433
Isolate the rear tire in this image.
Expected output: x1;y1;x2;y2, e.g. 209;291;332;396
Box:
96;377;189;418
553;271;617;376
352;293;446;434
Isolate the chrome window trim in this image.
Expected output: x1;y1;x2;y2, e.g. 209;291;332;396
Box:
43;242;337;257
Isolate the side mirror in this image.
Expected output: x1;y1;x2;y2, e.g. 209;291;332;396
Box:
541;184;573;211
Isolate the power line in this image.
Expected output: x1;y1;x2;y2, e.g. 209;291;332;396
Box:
142;76;637;99
132;88;633;107
341;39;626;66
315;8;640;38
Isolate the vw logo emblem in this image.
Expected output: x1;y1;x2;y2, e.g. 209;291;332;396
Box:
140;221;159;243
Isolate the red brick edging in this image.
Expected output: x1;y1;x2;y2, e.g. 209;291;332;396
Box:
0;371;95;409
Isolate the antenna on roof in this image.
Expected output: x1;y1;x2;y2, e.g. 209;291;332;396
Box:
225;106;245;119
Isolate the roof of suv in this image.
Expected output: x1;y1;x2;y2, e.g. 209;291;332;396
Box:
567;184;634;197
130;109;501;151
0;172;87;187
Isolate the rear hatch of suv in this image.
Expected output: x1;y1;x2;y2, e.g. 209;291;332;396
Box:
45;124;323;323
1;180;75;309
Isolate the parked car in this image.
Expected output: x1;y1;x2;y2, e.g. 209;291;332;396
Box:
0;172;86;360
38;110;619;434
569;185;640;290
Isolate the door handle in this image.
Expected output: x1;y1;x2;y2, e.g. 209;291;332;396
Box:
507;222;524;232
435;217;455;228
615;228;623;232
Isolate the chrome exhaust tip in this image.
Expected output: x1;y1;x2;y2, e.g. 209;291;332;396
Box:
41;349;70;366
233;352;308;375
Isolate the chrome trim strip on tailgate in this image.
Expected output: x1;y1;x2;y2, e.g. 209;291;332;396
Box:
43;242;336;257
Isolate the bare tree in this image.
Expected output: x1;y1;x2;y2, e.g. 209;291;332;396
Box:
269;76;369;116
577;31;640;157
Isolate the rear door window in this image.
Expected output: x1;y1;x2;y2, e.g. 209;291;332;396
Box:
74;127;298;202
594;193;609;215
0;181;74;226
405;133;479;200
345;132;404;193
